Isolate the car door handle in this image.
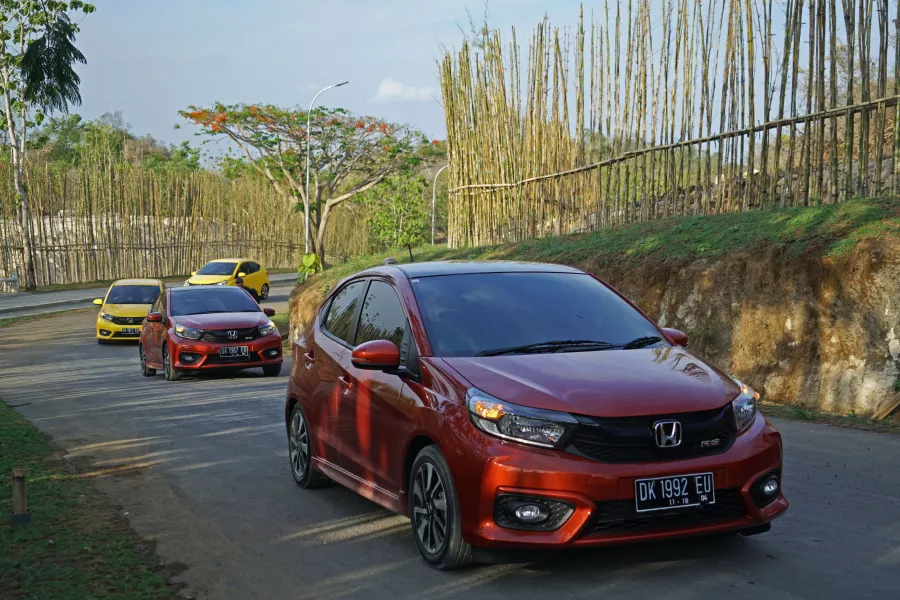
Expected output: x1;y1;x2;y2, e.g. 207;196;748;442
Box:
337;375;353;395
303;351;315;368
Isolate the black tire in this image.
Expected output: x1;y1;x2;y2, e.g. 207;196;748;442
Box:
260;283;270;300
139;344;156;377
288;404;326;488
97;338;108;345
263;363;282;377
409;445;473;570
163;345;182;381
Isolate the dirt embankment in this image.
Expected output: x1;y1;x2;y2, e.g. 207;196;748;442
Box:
583;238;900;417
290;236;900;418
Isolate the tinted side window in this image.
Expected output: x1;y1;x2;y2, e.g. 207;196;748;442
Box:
323;281;366;344
355;281;406;348
246;262;260;274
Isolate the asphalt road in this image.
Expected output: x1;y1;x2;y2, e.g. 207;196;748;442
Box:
1;295;898;599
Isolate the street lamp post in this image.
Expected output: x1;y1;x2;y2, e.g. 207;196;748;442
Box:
432;164;448;245
305;81;349;255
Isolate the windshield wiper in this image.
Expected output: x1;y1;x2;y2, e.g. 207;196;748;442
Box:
476;339;617;357
621;336;664;350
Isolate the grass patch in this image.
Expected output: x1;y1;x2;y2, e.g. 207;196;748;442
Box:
306;197;900;301
0;309;94;329
761;401;900;435
0;402;173;599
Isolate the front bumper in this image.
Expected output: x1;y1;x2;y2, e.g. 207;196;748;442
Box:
96;319;143;341
450;414;787;549
171;333;284;369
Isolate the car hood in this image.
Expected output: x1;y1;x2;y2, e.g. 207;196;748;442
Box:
103;303;153;318
172;312;268;330
442;347;740;417
188;275;231;285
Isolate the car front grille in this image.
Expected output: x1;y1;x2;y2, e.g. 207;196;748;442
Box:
110;316;144;325
200;327;261;343
588;489;746;536
567;404;735;464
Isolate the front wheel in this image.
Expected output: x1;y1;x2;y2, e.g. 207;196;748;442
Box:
163;344;182;381
409;445;473;570
260;283;270;300
263;363;282;377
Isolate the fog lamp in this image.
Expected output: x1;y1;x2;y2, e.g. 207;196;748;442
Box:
762;478;779;496
514;504;548;523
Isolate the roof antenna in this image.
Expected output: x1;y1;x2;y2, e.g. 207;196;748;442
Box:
407;243;414;263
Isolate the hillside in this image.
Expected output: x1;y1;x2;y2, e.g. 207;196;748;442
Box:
291;197;900;417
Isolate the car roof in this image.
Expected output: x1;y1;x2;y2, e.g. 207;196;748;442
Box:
111;278;163;286
170;285;245;293
205;258;254;263
382;261;585;278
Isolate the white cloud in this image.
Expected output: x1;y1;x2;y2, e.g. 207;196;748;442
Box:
370;78;435;103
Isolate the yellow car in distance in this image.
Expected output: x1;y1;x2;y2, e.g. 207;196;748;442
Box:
183;258;270;300
95;279;165;344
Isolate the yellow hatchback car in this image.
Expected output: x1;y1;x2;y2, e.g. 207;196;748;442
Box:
95;279;165;343
183;258;271;300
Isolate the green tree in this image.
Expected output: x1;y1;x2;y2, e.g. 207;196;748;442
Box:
358;173;430;251
1;0;95;290
180;103;433;262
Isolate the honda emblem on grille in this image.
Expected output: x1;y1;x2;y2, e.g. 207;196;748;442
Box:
653;420;682;448
227;330;238;340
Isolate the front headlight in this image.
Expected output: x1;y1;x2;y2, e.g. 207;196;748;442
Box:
174;323;203;340
732;381;759;434
258;321;277;336
99;311;115;322
216;280;228;286
466;388;577;448
183;280;191;287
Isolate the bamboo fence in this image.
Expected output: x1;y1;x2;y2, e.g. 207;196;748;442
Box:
0;163;367;286
439;0;900;247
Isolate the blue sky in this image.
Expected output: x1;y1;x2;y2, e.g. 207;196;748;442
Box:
73;0;564;146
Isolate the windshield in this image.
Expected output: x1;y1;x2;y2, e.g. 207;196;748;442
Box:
105;285;159;305
410;272;665;357
197;261;237;276
170;288;259;316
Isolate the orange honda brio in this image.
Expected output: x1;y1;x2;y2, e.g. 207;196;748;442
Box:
284;261;787;569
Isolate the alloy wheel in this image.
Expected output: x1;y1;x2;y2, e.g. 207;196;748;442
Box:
412;462;448;555
261;284;270;300
289;411;309;478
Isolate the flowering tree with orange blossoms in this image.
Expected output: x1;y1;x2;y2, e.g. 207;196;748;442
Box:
180;103;432;261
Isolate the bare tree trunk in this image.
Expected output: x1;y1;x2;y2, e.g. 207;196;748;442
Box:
0;62;36;290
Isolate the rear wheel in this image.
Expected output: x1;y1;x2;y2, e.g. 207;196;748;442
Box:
139;345;156;377
263;363;282;377
163;345;182;381
288;404;325;488
409;445;472;570
260;283;270;300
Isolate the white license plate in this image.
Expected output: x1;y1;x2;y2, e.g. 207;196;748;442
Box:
635;472;715;513
220;346;249;357
121;328;140;335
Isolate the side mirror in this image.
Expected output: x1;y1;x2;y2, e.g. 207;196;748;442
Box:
93;298;103;306
190;271;197;276
263;307;276;317
662;327;688;347
146;312;163;323
351;340;401;371
238;272;247;278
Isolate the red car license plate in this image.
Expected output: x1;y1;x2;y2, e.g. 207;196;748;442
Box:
220;346;249;357
635;472;715;512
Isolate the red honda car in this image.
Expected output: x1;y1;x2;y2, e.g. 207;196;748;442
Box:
285;262;787;569
140;286;283;381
